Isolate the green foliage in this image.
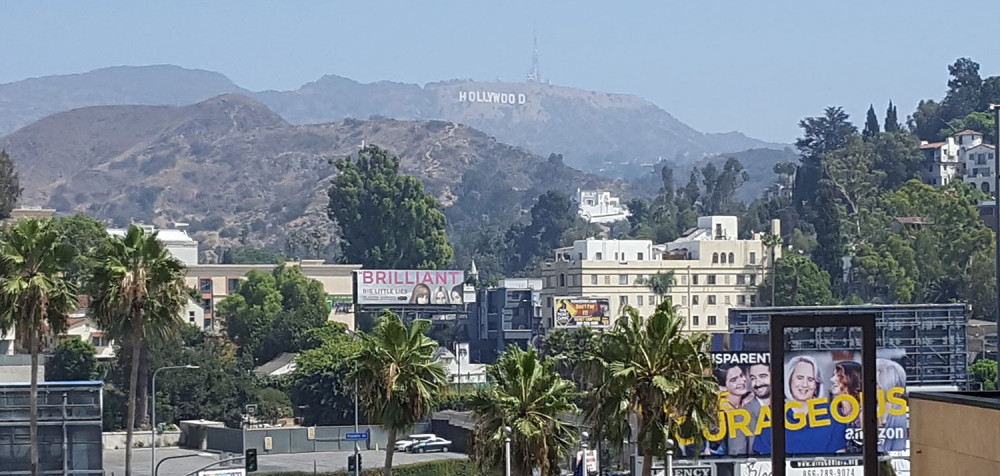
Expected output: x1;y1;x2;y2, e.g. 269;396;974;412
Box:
863;105;880;140
50;213;107;292
502;190;580;275
223;246;282;264
469;346;579;476
254;386;294;424
582;302;719;473
969;359;998;391
767;253;835;306
289;322;361;425
217;265;329;365
328;144;453;269
0;150;21;220
940;111;996;144
46;337;98;381
351;312;448;475
264;459;481;476
538;327;595;386
884;101;900;133
794;106;857;213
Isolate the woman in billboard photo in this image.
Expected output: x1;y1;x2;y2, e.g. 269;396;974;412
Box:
450;284;463;304
752;355;848;455
876;358;908;451
830;360;863;452
409;283;431;304
433;286;449;304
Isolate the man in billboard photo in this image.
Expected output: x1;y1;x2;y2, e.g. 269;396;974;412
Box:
753;355;848;455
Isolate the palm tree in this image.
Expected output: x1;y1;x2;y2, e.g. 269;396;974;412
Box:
350;312;448;476
89;225;187;476
0;218;78;476
469;346;579;476
583;302;719;476
645;271;675;305
763;233;782;305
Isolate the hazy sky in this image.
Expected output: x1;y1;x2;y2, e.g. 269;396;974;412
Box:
2;1;997;143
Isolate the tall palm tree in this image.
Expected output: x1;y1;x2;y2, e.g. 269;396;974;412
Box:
763;233;782;305
350;313;448;476
89;225;187;476
583;302;718;476
645;271;675;305
469;346;579;476
0;218;78;476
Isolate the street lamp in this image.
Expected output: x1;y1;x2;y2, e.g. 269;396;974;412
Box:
993;103;1000;391
504;426;512;476
152;365;200;476
580;431;589;476
665;438;674;476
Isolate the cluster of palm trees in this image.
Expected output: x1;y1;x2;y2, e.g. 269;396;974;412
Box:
0;219;187;476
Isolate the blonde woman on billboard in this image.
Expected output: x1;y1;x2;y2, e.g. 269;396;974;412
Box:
410;283;431;304
433;286;449;304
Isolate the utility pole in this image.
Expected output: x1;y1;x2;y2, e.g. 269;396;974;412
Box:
993;104;1000;390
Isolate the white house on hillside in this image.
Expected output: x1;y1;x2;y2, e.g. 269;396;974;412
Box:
576;189;629;223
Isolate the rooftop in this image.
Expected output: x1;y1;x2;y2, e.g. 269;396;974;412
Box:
910;391;1000;411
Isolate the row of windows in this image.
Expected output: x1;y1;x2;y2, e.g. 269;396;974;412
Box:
690;315;718;326
545;293;755;309
552;273;758;287
592;251;645;261
199;278;241;294
712;252;757;264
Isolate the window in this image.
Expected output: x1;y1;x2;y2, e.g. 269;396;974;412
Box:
619;274;628;285
708;315;718;326
596;252;603;260
728;253;735;264
591;275;598;285
227;278;239;294
984;182;991;194
199;278;212;294
708;295;717;305
738;295;746;305
620;295;628;306
712;252;719;264
692;315;699;326
715;224;723;238
201;298;212;313
559;274;566;287
750;274;757;285
725;295;731;305
638;252;644;260
615;252;619;261
637;295;644;306
682;295;688;305
605;275;611;285
721;253;727;264
708;275;717;285
749;252;757;264
692;295;700;305
547;297;553;308
724;275;731;284
681;275;688;285
737;275;746;285
750;295;757;305
188;311;196;323
692;275;699;285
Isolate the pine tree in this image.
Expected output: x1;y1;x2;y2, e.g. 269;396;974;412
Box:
0;150;21;220
884;100;900;133
863;105;880;140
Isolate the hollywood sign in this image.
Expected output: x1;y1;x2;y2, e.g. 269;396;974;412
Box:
458;90;527;105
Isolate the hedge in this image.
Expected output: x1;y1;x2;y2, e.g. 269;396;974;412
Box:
266;458;480;476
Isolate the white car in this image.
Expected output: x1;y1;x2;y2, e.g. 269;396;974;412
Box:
394;433;436;452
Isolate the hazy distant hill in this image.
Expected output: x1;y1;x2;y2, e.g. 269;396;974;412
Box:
0;66;786;172
0;94;617;260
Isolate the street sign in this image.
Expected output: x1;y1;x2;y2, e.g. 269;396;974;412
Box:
673;466;713;476
345;432;368;441
307;426;316;440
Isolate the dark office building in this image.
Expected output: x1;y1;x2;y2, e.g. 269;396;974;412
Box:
469;278;543;363
0;381;103;475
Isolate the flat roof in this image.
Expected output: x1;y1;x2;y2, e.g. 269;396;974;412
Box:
910;391;1000;411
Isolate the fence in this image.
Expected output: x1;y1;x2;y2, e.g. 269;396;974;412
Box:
203;422;432;455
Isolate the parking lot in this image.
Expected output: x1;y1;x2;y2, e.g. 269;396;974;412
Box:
103;447;467;476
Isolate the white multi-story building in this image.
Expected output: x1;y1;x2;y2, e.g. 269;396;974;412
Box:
576;189;629;223
953;130;997;194
920;136;962;187
107;224;199;266
541;216;780;333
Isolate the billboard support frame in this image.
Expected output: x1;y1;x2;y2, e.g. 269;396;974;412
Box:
768;313;878;476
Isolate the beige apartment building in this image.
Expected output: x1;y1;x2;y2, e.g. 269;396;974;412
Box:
186;260;361;331
540;216;779;333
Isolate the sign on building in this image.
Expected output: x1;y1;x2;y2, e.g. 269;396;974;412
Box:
354;270;465;306
554;297;611;328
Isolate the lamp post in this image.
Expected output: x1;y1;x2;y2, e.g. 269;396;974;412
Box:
580;431;589;476
993;103;1000;391
151;365;200;476
504;426;512;476
666;438;674;476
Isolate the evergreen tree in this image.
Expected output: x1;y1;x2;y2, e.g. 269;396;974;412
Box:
863;105;880;140
0;150;21;220
884;100;900;133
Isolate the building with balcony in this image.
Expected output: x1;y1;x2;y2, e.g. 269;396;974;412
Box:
920;136;961;186
576;189;629;223
469;278;543;363
961;142;996;194
540;216;779;333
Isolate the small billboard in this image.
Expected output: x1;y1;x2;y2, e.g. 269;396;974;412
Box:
554;297;611;328
354;270;465;306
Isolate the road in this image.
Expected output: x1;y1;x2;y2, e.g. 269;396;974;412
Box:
103;447;467;476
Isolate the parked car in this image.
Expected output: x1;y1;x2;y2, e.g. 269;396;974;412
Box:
394;433;436;452
407;436;452;453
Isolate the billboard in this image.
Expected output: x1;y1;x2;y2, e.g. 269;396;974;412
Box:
355;270;465;306
677;350;908;457
554;297;611;328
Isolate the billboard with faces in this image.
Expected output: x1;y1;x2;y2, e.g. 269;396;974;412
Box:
675;350;908;458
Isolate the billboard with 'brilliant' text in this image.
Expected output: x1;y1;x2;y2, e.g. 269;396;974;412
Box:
354;270;465;306
676;350;908;458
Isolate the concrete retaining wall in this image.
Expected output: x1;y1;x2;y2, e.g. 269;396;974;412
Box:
103;430;182;450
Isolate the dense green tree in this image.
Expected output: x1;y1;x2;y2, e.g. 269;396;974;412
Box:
940;111;996;144
351;313;448;476
909;99;945;141
328;144;453;269
969;359;997;391
539;327;595;385
811;183;846;295
767;253;835;306
217;265;328;366
872;131;923;191
863;105;880;140
89;225;187;476
942;57;983;121
51;214;107;292
884;101;900;133
46;338;98;381
0;218;78;476
583;303;719;476
0;150;21;220
470;346;579;476
793;107;857;213
289;322;363;425
223;246;282;264
504;190;578;275
645;271;675;303
979;76;1000;111
701;158;749;216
